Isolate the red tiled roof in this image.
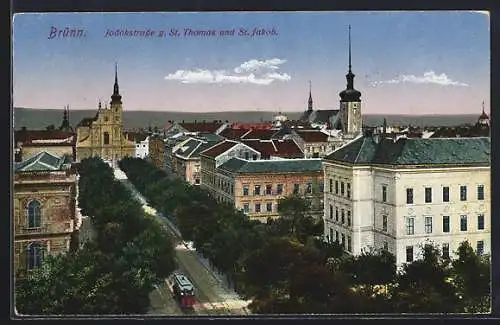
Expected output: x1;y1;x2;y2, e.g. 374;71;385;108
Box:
220;128;251;140
296;130;329;142
180;121;224;133
241;140;275;159
273;139;304;158
200;140;238;158
15;130;76;144
230;123;273;130
241;129;277;140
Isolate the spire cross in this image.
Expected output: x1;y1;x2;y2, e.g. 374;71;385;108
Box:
348;25;352;73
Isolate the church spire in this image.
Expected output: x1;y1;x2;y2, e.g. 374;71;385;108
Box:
59;104;73;132
339;25;361;102
346;25;355;90
308;80;313;112
111;62;122;104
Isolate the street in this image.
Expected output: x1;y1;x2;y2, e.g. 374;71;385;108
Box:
113;167;251;316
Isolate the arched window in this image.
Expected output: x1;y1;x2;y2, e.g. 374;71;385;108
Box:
26;242;44;270
104;132;110;145
27;200;41;228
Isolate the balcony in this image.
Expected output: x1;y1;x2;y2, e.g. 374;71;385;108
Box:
16;224;51;235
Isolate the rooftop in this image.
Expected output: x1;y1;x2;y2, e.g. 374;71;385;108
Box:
200;140;239;158
15;130;75;144
219;157;323;174
295;130;329;142
179;121;225;133
15;151;73;172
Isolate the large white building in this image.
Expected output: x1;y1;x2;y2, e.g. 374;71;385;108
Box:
323;135;490;266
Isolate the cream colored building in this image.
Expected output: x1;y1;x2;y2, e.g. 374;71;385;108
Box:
323;135;490;266
75;66;135;163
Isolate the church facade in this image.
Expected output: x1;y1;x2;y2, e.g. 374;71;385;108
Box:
75;65;135;163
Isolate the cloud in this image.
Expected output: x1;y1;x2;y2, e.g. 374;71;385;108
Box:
164;58;290;85
370;71;468;87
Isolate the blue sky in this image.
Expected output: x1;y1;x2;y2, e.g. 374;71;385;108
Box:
13;11;490;114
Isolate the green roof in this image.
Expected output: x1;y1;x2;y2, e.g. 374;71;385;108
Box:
15;151;72;172
325;136;490;166
219;157;323;174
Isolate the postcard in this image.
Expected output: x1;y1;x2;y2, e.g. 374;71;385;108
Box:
12;11;491;317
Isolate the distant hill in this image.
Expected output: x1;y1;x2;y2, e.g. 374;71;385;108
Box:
13;107;480;131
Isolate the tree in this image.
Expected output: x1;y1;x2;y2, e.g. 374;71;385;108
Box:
277;195;311;242
451;241;491;313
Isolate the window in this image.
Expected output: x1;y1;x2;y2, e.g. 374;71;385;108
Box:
443;216;450;233
293;184;300;194
319;182;324;193
341;234;346;249
460;186;467;201
329;228;334;242
335;231;339;243
442;243;450;259
306;183;312;194
329;205;333;219
243;185;249;196
265;185;272;195
252;154;257;160
341;209;345;224
425;216;433;234
335;208;339;222
335;180;339;194
478;214;485;230
244;152;249;160
346;183;351;198
425;187;432;203
406;217;415;235
266;202;273;212
254;185;261;196
255;203;261;213
277;184;283;195
406;188;414;204
477;240;484;256
477;185;485;200
104;132;110;145
329;179;333;193
460;215;467;231
27;242;43;270
347;236;352;252
340;182;345;195
243;203;249;213
347;211;351;227
382;185;387;202
406;246;414;263
27;200;42;228
382;215;388;232
383;241;389;251
443;187;450;202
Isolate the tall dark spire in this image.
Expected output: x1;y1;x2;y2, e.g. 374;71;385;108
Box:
59;105;73;132
111;62;122;104
308;80;313;112
339;25;361;102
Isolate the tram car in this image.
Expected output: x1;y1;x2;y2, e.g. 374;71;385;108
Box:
171;273;196;308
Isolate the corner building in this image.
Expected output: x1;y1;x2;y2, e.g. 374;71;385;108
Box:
323;135;490;266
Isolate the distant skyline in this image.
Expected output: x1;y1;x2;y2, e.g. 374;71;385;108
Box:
13;11;490;115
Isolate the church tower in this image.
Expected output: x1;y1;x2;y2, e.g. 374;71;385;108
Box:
308;80;313;112
59;104;73;132
339;25;362;137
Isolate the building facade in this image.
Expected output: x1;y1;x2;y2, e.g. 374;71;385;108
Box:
323;135;491;266
13;152;77;279
15;130;76;162
216;158;324;222
75;65;135;163
148;134;166;170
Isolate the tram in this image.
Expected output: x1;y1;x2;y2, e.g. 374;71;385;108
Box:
171;273;196;308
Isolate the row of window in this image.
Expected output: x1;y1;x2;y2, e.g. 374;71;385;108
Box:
328;179;351;199
242;182;324;196
405;214;485;235
24;242;44;271
242;202;276;214
406;240;485;262
327;228;352;253
26;200;42;228
406;185;485;204
328;205;352;227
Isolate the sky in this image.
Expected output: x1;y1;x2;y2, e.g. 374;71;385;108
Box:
12;11;490;115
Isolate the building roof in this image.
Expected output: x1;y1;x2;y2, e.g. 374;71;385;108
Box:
295;130;329;142
241;139;303;159
220;128;252;140
230;122;273;130
325;136;491;166
76;115;98;127
179;121;224;133
219;157;323;174
200;140;239;158
124;131;149;142
15;151;72;172
241;129;279;140
15;130;75;145
174;138;203;159
196;132;225;142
